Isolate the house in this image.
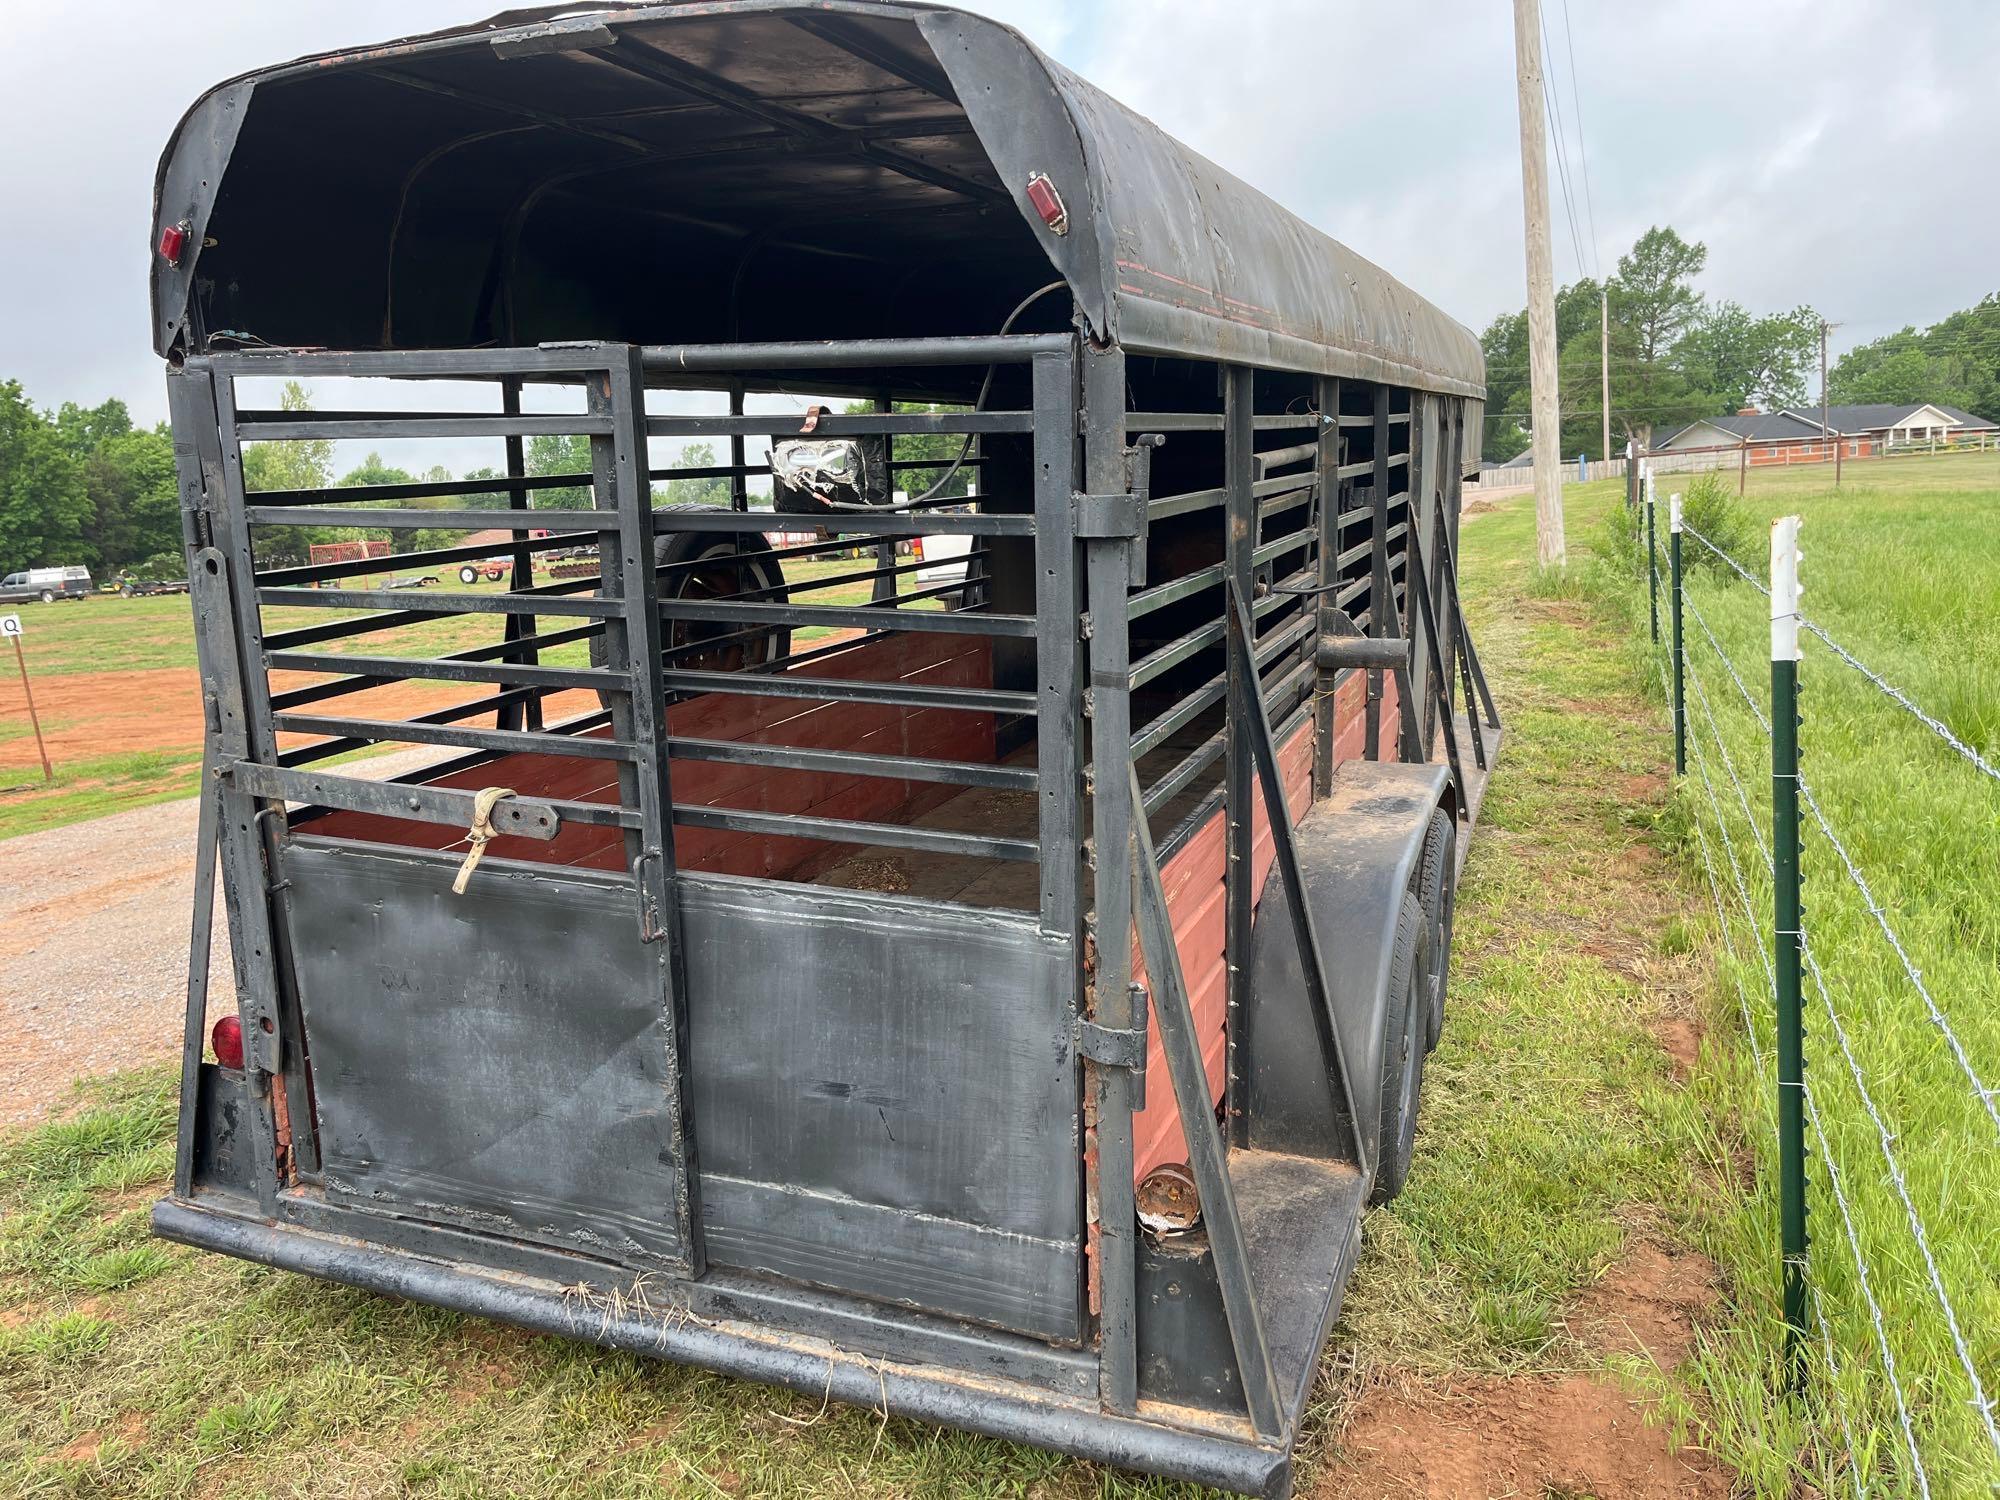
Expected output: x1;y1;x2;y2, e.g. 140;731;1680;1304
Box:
1656;402;1999;464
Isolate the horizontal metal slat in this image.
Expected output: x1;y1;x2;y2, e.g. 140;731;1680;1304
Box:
204;346;621;380
1131;620;1223;690
672;804;1036;862
638;333;1069;370
236;414;612;442
1128;562;1225;621
245;507;619;531
652;508;1031;538
275;714;636;762
1148;486;1226;521
645;412;1030;438
657;597;1031;638
668;736;1037;791
1142;730;1226;817
657;669;1034;716
229;761;632;836
266;651;624;692
258;583;615;618
276;686;539;768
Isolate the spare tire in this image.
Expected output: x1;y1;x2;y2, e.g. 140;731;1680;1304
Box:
1412;808;1456;1052
589;505;790;709
1369;893;1430;1206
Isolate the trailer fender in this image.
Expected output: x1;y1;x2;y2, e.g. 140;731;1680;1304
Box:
1239;760;1454;1169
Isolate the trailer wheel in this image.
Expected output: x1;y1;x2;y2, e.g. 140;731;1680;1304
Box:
1369;893;1429;1206
591;505;789;704
458;564;481;585
1413;808;1456;1052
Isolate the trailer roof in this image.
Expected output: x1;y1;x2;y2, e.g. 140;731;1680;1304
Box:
151;1;1483;399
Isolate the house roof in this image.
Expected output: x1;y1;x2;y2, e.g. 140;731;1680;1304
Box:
1774;403;2000;434
1672;411;1822;443
1662;401;2000;449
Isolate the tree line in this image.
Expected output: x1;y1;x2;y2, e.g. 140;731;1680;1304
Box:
1480;225;1821;463
0;383;180;577
1828;294;2000;418
0;378;741;575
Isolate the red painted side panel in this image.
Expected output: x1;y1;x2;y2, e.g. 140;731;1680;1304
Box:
298;634;995;882
1128;717;1313;1183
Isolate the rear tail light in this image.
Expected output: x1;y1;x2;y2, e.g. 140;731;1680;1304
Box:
158;221;189;266
1025;173;1068;236
211;1015;244;1070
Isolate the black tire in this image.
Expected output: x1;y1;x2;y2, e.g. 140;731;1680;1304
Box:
458;564;481;585
1369;893;1430;1206
590;505;790;707
38;589;54;604
1412;808;1457;1052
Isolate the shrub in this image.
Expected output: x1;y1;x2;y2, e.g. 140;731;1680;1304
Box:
1601;468;1752;582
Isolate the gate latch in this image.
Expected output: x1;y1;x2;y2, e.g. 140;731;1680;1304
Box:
1076;982;1151;1107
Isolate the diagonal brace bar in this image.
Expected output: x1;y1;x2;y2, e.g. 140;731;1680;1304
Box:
1127;761;1283;1440
1227;578;1373;1178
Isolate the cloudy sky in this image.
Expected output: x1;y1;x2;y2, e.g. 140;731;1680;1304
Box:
3;0;1995;432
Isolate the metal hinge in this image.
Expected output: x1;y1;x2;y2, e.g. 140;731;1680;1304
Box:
1072;490;1146;539
1076;983;1150;1107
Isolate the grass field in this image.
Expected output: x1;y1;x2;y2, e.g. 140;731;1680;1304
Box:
1592;453;2000;1494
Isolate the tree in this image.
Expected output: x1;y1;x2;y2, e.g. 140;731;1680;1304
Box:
1678;302;1819;414
0;381;90;573
525;433;593;509
81;426;180;572
1831;295;2000;417
47;397;182;572
655;441;731;508
239;383;336;567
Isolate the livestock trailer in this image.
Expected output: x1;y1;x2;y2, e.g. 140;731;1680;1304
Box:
149;5;1500;1493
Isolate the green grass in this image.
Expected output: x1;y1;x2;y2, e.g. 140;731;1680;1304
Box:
1;491;1743;1494
1583;453;2000;1496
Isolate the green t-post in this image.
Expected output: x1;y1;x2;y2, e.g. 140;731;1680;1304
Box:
1669;494;1685;776
1770;513;1808;1384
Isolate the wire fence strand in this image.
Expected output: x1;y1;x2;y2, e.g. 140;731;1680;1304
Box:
1652;512;2000;1492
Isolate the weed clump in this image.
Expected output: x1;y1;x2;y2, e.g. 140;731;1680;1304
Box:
1602;470;1752;580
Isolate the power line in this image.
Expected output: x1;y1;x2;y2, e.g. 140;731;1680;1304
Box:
1537;5;1590;282
1555;0;1602;282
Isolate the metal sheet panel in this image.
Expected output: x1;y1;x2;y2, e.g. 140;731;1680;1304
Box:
283;842;693;1271
677;873;1082;1341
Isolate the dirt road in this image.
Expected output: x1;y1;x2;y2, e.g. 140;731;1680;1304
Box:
0;746;443;1127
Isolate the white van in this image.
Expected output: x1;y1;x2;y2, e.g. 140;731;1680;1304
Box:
0;566;93;603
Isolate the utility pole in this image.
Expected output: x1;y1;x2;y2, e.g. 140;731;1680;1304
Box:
1819;319;1831;470
1512;0;1565;567
1600;287;1612;465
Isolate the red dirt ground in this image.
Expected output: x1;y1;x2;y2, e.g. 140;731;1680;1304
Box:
1318;1239;1727;1498
0;666;595;774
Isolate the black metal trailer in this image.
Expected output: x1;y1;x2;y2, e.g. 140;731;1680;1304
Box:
148;6;1499;1493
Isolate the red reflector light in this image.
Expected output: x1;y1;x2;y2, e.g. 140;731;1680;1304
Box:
1024;173;1068;236
158;221;188;265
211;1014;244;1070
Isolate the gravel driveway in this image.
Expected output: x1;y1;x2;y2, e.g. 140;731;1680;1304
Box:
0;748;445;1129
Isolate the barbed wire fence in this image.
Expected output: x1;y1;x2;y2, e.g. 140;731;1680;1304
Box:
1637;484;2000;1496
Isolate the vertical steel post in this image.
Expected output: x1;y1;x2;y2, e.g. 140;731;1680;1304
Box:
500;375;539;730
1080;343;1138;1412
1669;493;1686;776
1312;376;1340;794
1645;488;1659;644
1223;366;1256;1151
1770;514;1809;1383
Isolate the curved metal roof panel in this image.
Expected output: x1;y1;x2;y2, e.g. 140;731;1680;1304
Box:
151;1;1484;398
